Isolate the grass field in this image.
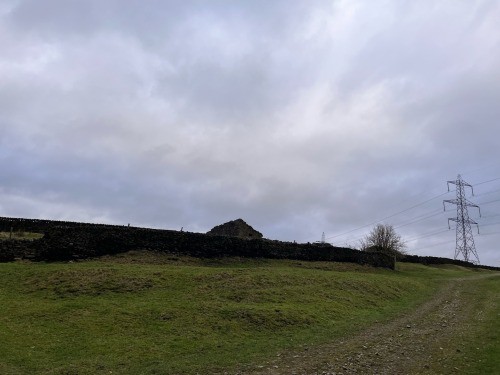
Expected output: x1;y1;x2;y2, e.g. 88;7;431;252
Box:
453;274;500;374
0;231;44;241
0;251;497;374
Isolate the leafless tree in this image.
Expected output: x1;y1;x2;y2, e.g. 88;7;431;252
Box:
360;224;406;259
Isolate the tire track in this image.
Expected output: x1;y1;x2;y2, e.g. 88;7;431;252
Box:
233;273;499;375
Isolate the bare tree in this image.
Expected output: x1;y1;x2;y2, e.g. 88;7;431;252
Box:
360;224;406;259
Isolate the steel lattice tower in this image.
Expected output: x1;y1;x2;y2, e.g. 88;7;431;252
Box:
443;175;481;264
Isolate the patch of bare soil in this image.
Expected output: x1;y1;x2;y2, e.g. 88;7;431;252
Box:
233;274;498;375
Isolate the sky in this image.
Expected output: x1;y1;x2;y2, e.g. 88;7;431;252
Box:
1;0;500;266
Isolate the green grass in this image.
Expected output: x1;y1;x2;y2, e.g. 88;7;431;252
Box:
0;252;493;374
449;274;500;374
0;231;44;241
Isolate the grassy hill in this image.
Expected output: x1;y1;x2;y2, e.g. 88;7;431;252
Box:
0;251;497;374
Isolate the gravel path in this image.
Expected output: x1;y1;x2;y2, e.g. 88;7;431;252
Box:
234;274;498;375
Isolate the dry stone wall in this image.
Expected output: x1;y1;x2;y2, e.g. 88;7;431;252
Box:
400;254;500;271
0;216;395;268
2;217;499;270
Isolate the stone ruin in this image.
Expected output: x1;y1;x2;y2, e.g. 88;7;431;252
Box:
206;218;263;239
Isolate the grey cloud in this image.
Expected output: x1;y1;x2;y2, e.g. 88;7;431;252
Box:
1;1;500;265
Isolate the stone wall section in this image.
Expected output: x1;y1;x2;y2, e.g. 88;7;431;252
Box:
2;216;499;270
0;216;396;268
399;254;500;271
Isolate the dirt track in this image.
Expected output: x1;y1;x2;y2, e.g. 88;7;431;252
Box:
236;274;498;375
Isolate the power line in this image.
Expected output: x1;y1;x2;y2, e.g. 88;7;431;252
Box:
478;220;500;228
476;197;500;206
405;228;450;243
337;218;449;248
461;163;500;176
473;177;500;186
481;213;500;219
322;176;500;245
336;211;498;250
475;187;500;197
411;240;453;251
478;230;500;236
331;207;449;247
325;190;451;241
344;205;451;247
394;209;444;229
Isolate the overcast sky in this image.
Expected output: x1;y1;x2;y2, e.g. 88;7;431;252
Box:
1;0;500;265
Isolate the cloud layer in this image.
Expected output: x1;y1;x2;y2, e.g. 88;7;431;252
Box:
1;0;500;265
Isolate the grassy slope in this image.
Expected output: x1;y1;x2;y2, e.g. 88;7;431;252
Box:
0;252;495;374
451;274;500;374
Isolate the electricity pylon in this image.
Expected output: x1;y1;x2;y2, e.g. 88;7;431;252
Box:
443;175;481;264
